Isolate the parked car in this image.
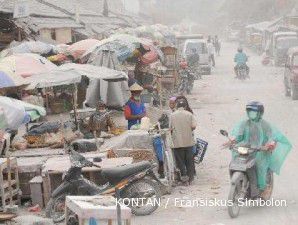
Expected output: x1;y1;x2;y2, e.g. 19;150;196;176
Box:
182;39;211;75
274;36;298;66
284;47;298;100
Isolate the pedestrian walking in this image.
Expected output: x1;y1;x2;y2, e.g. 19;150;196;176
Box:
207;39;216;67
170;98;197;185
214;35;221;56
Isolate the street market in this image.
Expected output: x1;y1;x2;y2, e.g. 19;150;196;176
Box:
0;1;298;225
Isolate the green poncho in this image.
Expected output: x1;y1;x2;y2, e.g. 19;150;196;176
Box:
231;119;292;189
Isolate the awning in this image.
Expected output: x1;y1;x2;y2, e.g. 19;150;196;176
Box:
60;63;128;82
26;68;81;89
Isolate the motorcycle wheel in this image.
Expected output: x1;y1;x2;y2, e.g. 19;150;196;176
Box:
164;149;175;189
121;178;161;216
45;194;67;223
228;174;243;218
261;170;274;201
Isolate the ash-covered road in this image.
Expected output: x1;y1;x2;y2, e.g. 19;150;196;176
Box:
134;42;298;225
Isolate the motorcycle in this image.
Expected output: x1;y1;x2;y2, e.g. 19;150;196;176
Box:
236;64;249;80
46;150;162;223
189;66;202;80
178;69;195;95
220;129;273;218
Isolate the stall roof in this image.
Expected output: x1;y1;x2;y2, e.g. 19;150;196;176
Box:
26;68;81;89
16;17;83;32
0;0;70;18
246;21;271;31
60;63;128;81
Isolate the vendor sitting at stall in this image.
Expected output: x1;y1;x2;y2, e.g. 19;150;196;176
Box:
124;83;146;130
88;100;115;138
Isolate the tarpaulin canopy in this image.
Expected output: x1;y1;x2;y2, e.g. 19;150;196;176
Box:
84;50;129;108
0;107;8;130
0;97;46;129
0;98;24;130
0;70;29;90
60;63;128;82
26;68;81;89
82;34;161;64
67;39;101;60
0;53;57;79
0;41;55;58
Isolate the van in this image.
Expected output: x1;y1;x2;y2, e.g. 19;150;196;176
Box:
273;36;298;66
271;31;298;66
182;39;211;75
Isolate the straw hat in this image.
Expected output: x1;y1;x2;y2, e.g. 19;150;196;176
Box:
129;83;143;92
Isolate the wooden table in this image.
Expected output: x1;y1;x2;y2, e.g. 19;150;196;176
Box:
65;196;131;225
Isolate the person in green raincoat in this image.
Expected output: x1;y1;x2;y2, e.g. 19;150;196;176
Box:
224;101;292;198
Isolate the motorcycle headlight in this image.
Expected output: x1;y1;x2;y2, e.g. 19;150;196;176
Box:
237;147;249;155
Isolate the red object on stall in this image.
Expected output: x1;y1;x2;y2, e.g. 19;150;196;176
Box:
139;45;158;65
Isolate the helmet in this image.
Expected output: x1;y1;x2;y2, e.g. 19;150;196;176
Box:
246;101;264;115
238;47;243;52
179;61;188;69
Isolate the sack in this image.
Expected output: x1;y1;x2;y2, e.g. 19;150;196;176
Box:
71;139;97;153
28;122;61;135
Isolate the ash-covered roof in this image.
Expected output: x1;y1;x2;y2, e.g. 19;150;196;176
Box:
0;0;148;38
0;0;70;18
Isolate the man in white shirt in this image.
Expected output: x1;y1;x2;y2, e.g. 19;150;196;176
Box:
170;98;197;184
207;39;215;67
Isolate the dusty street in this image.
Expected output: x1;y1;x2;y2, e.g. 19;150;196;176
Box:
133;42;298;225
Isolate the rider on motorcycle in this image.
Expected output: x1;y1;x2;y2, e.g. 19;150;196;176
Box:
187;48;200;79
234;47;249;78
223;101;292;198
179;60;195;95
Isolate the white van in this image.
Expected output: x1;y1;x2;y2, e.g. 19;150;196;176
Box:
183;39;211;75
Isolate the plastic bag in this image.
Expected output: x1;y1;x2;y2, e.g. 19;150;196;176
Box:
231;119;292;189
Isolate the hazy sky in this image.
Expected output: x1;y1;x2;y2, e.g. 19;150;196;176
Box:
122;0;139;13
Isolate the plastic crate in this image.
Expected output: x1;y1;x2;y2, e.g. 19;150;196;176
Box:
193;138;208;163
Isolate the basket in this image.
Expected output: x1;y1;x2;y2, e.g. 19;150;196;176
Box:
49;101;65;114
24;135;45;145
107;149;155;163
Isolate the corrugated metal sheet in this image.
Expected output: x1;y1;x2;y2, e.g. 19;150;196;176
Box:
16;17;82;32
0;0;147;38
0;0;70;18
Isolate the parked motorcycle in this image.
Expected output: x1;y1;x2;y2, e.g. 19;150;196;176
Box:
46;150;162;223
220;130;273;218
